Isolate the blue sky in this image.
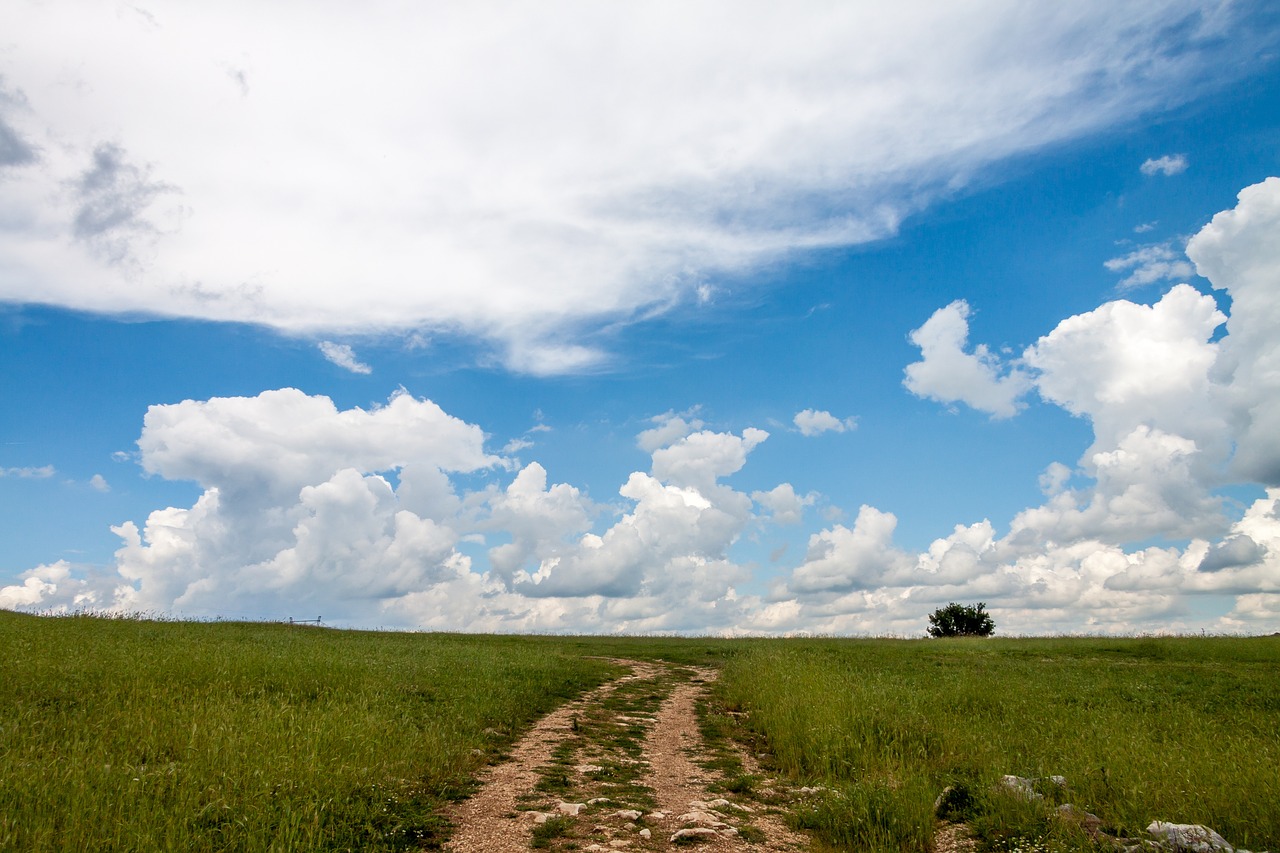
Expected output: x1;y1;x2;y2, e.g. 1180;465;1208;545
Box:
2;1;1279;633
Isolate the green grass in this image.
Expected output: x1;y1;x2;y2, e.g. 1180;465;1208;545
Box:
4;614;1276;853
714;637;1280;853
0;612;617;851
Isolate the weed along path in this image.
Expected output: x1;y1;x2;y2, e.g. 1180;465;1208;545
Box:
442;660;811;852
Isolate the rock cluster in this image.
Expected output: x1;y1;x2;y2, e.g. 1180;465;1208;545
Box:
934;774;1268;853
534;796;752;850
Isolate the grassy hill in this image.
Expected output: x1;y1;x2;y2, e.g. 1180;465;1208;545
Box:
1;611;1276;852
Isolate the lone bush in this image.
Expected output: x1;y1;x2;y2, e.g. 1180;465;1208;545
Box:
927;602;995;637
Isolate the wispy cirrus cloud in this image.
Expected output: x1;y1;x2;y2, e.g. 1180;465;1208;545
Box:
317;341;372;374
0;1;1259;372
1104;241;1196;289
1;465;54;478
1141;153;1189;176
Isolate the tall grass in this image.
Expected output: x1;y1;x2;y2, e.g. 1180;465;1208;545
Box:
716;637;1280;853
0;612;616;851
6;615;1276;853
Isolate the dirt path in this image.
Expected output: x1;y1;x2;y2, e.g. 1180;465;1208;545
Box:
440;661;812;852
443;661;661;853
640;667;809;851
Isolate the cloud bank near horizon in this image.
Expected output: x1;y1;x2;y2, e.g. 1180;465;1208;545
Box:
5;179;1280;635
0;1;1258;372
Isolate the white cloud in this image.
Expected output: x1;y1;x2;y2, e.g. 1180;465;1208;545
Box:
0;2;1254;371
1023;284;1227;460
89;474;110;492
0;390;767;631
0;465;55;478
1186;177;1280;486
637;411;705;453
502;438;535;454
5;182;1280;634
135;388;497;501
482;462;596;585
317;341;372;374
1104;241;1196;288
787;506;914;595
1038;462;1073;496
0;562;73;609
903;300;1033;418
1007;425;1227;546
752;483;816;525
650;427;768;496
793;409;857;436
1140;154;1189;176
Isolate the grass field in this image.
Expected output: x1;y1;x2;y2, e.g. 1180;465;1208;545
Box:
0;612;620;851
2;612;1276;852
713;637;1280;853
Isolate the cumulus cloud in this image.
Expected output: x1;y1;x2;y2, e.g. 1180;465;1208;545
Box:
135;388;498;501
637;411;705;453
787;506;913;594
1104;241;1196;288
1186;177;1280;485
0;2;1258;371
793;409;857;436
752;483;816;525
1023;283;1227;459
651;428;768;496
775;179;1280;634
1;389;769;631
0;562;76;609
89;474;110;492
5;180;1280;634
1141;154;1189;176
903;300;1033;418
317;341;372;374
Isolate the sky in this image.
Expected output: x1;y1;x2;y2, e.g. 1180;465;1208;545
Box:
2;0;1280;635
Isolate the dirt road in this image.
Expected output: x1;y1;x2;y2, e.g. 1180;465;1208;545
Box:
442;661;811;852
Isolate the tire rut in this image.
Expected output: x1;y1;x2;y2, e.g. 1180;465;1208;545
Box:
440;661;812;852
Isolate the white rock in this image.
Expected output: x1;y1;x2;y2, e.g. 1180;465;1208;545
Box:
648;812;666;820
614;810;643;821
671;828;719;843
638;829;652;839
706;798;751;812
608;841;631;849
677;811;728;828
558;801;586;816
1147;822;1235;853
577;764;605;773
999;775;1042;800
588;797;613;805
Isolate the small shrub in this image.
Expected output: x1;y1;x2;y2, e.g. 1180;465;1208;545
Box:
927;603;995;638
